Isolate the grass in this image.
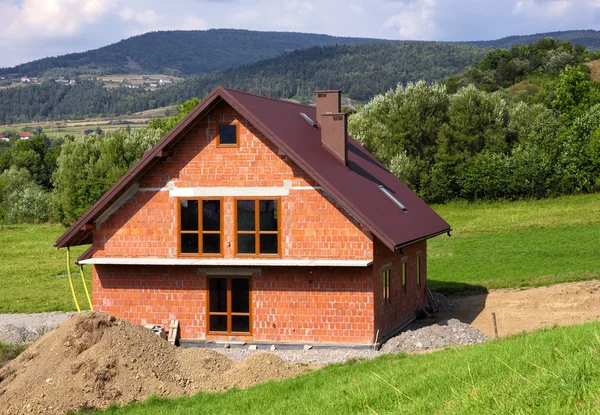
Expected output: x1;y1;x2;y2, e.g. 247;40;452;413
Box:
0;341;27;365
0;194;598;312
81;321;600;414
0;224;90;313
428;194;600;292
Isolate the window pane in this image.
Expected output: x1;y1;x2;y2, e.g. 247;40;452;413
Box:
231;279;250;312
209;315;227;332
209;278;227;312
202;200;220;231
237;234;255;254
260;234;278;254
219;124;237;145
237;200;255;231
231;316;250;333
180;200;198;231
180;233;198;253
202;234;220;254
259;200;278;231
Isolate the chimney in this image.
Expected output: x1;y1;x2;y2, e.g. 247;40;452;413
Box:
316;90;347;165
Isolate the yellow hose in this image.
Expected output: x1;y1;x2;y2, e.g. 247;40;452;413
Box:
66;247;81;312
79;265;93;311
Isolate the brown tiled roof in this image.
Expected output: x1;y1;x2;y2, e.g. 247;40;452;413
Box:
56;86;450;251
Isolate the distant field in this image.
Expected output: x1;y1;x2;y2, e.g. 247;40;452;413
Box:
95;74;183;85
85;321;600;414
0;224;89;313
586;59;600;82
428;194;600;291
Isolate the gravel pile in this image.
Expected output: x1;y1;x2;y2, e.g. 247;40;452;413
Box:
0;312;73;344
218;348;380;365
381;318;487;353
431;292;458;311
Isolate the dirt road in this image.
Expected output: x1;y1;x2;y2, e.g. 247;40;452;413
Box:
440;280;600;337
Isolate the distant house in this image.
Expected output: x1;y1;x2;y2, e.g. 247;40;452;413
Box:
20;132;31;140
159;79;172;85
56;86;450;346
0;135;9;142
69;80;76;85
21;77;30;84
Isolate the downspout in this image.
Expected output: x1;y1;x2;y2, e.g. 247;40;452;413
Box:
66;247;81;312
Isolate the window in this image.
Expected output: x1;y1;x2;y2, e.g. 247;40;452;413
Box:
235;199;279;256
417;255;421;288
402;262;407;294
382;268;391;306
217;122;238;146
208;277;251;334
178;199;222;255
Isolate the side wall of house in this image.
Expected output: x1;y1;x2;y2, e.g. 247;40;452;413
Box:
92;101;373;261
372;239;427;340
93;264;375;344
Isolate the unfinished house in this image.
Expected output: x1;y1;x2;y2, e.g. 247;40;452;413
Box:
55;86;450;346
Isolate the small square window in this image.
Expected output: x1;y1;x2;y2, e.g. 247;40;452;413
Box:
218;124;238;146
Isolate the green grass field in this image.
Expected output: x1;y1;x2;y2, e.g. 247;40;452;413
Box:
0;224;90;313
0;194;598;312
428;194;600;292
83;321;600;415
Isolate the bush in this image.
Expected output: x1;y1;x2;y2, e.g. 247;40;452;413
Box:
0;167;50;224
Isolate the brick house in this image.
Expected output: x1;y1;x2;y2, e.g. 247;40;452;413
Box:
55;86;450;346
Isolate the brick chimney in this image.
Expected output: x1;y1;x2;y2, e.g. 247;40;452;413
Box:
316;90;347;165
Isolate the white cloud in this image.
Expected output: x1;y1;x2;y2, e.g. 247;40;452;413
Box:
231;10;259;25
385;0;438;40
514;0;573;17
117;6;207;31
5;0;117;38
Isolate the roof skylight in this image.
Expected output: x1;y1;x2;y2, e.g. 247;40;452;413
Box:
378;185;408;212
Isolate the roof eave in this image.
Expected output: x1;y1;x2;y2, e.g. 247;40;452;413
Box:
394;228;452;251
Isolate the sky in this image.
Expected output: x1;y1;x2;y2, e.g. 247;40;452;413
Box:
1;0;599;68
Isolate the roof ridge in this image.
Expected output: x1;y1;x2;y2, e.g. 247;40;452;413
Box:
223;87;316;111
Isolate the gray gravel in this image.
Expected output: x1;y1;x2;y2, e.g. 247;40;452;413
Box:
217;348;381;365
0;312;74;344
381;318;487;353
431;292;458;311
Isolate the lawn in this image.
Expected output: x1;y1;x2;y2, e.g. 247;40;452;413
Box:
85;321;600;415
0;194;598;312
0;224;90;313
428;194;600;292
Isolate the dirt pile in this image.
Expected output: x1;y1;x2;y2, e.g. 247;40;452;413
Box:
381;318;487;353
0;312;306;415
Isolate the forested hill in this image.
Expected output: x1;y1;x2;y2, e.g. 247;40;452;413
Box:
465;29;600;51
0;42;488;123
0;29;389;78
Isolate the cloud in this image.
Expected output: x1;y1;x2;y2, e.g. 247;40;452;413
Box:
5;0;117;39
230;10;259;25
117;5;207;31
385;0;438;40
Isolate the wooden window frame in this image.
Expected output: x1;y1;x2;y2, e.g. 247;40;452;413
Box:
216;120;240;147
416;255;421;288
176;197;224;257
207;276;252;335
382;267;391;307
234;197;281;257
402;261;407;295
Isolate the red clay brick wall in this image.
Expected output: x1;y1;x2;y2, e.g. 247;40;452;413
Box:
92;101;373;261
93;265;375;344
372;239;427;340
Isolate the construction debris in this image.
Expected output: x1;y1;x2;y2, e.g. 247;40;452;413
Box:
0;312;306;415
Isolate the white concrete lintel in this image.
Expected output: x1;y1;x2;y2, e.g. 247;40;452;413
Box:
169;186;290;198
79;258;373;267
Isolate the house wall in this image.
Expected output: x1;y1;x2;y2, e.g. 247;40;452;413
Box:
93;264;375;344
92;101;373;261
372;239;427;340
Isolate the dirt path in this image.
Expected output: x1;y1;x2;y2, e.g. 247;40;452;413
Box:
439;280;600;337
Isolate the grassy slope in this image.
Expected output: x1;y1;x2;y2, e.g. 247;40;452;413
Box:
428;194;600;292
88;321;600;415
0;224;90;313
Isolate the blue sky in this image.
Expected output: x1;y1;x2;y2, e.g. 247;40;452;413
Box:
1;0;599;68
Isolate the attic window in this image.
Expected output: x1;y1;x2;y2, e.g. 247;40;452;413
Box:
217;121;239;147
378;185;407;212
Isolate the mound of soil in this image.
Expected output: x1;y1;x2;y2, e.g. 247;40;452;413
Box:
0;312;305;415
381;318;487;353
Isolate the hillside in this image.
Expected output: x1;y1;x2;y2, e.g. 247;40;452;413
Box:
465;29;600;50
0;29;388;78
0;42;487;123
